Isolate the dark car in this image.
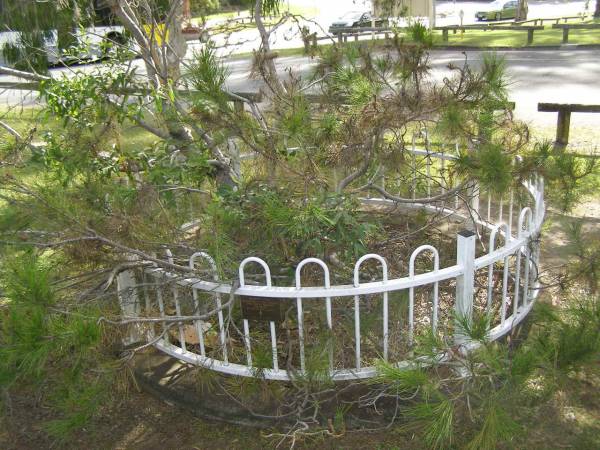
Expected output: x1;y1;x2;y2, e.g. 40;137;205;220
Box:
328;11;388;35
475;0;519;21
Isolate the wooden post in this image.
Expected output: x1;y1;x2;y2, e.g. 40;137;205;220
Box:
311;33;317;48
117;259;142;345
234;100;244;114
562;27;569;44
443;28;449;42
469;181;480;219
527;28;534;45
337;33;343;45
455;230;476;346
228;138;241;181
556;109;571;148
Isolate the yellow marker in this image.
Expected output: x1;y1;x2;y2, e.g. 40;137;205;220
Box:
143;24;170;46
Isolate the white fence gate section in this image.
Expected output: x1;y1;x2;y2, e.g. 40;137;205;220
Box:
118;146;545;381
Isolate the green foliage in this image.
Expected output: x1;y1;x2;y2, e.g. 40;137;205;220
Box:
140;140;214;188
371;296;600;450
373;360;430;395
528;297;600;372
0;0;100;72
466;398;519;450
186;43;230;109
0;251;118;440
198;185;381;275
40;69;136;129
455;143;513;195
1;32;51;73
405;397;454;450
329;63;380;109
407;21;434;47
454;309;493;343
280;96;311;140
3;250;55;308
565;220;600;292
481;52;509;102
527;141;599;212
44;377;108;441
190;0;221;18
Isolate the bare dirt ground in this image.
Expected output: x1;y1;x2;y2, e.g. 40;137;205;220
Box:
1;173;599;450
2;215;599;449
2;360;599;450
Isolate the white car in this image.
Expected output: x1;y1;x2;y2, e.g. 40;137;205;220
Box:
0;25;131;68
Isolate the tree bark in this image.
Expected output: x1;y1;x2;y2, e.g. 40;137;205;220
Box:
516;0;528;21
595;0;600;18
253;0;286;95
183;0;192;24
107;0;236;188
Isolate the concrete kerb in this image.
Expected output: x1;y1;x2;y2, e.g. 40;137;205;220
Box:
433;43;600;51
225;43;600;61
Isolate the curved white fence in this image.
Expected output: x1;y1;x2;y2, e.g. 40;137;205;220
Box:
119;147;545;381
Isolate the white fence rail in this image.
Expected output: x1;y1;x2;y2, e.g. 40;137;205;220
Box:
119;147;545;381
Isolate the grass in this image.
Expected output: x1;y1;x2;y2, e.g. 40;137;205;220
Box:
440;18;600;47
225;17;600;60
0;106;159;155
531;124;600;154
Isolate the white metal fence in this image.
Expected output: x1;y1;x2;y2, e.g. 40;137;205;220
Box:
118;146;545;381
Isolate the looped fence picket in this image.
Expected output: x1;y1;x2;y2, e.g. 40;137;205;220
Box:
119;145;545;382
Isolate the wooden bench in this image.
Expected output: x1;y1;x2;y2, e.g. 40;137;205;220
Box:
332;27;392;44
538;103;600;148
516;15;586;26
552;23;600;44
434;25;544;45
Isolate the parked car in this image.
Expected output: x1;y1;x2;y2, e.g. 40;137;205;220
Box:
328;11;389;35
475;0;520;21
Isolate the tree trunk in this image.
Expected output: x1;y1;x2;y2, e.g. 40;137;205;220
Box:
183;0;191;24
595;0;600;18
253;0;285;95
107;0;236;188
516;0;528;21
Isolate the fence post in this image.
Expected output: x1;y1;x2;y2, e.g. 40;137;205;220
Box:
556;108;571;148
527;28;534;45
228;138;241;181
455;230;476;346
469;181;480;219
562;27;569;44
117;260;142;345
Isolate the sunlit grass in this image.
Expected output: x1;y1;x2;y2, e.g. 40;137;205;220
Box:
0;106;158;155
227;17;599;59
440;20;600;47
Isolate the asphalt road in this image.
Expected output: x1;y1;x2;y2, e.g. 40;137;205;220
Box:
2;48;599;131
222;47;600;128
